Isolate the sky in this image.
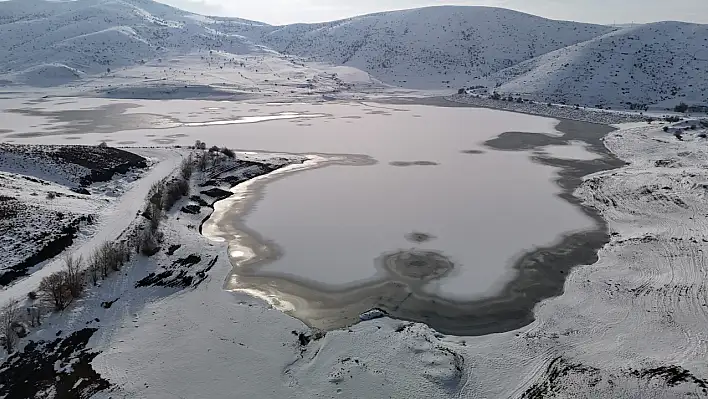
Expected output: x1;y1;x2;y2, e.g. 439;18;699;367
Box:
156;0;708;25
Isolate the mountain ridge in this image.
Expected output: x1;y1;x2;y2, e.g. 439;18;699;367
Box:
0;0;705;108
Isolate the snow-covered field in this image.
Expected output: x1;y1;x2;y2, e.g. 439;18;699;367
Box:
0;144;153;286
1;0;707;397
0;90;706;397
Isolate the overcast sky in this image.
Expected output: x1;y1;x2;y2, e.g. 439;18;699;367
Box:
156;0;708;25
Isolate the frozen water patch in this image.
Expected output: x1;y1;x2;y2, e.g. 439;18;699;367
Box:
535;141;602;161
182;112;327;126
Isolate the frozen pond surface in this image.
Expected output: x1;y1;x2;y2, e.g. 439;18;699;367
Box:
241;143;592;300
0;97;619;333
534;141;603;161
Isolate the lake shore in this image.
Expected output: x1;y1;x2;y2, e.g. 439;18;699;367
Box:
199;100;626;335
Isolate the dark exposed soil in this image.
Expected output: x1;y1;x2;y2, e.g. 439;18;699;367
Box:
0;215;90;286
0;328;110;398
189;195;209;207
522;357;600;399
522;357;708;398
135;254;215;289
136;270;194;288
166;244;182;256
200;187;232;199
173;255;201;268
0;144;147;187
54;145;147;186
101;298;119;309
630;366;708;389
181;204;201;214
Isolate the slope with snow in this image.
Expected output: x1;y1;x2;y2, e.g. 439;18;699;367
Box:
489;21;708;109
224;6;614;89
1;1;706;108
0;143;149;286
0;0;263;82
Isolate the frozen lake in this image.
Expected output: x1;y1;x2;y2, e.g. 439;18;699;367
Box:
0;97;617;333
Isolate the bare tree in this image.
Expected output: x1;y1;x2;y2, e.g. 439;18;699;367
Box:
138;228;159;256
96;242;112;278
38;271;71;311
64;254;84;298
180;155;194;180
88;254;100;286
199;153;209;171
148;201;163;231
87;242;131;283
0;298;21;353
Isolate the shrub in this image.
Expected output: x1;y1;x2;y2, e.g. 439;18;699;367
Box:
163;178;190;211
663;126;669;132
220;147;235;158
674;103;689;113
209;145;220;153
1;299;21;352
27;291;37;300
690;124;697;130
97;141;109;148
180;156;193;180
197;152;209;171
138;228;160;256
87;254;100;285
63;254;85;299
148;201;163;231
38;271;71;311
87;241;130;284
46;192;57;200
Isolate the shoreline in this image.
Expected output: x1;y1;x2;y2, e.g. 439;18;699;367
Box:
198;101;627;336
375;95;647;125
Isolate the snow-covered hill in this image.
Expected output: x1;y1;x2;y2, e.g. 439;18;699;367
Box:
1;0;706;108
0;0;265;83
223;6;614;89
488;21;708;109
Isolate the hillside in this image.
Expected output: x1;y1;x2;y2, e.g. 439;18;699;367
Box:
0;1;706;108
0;0;265;84
223;6;614;89
488;21;708;109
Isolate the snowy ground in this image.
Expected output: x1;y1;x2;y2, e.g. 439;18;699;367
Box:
445;93;648;125
0;144;153;286
0;147;182;304
91;123;708;397
0;1;706;396
0;116;706;397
